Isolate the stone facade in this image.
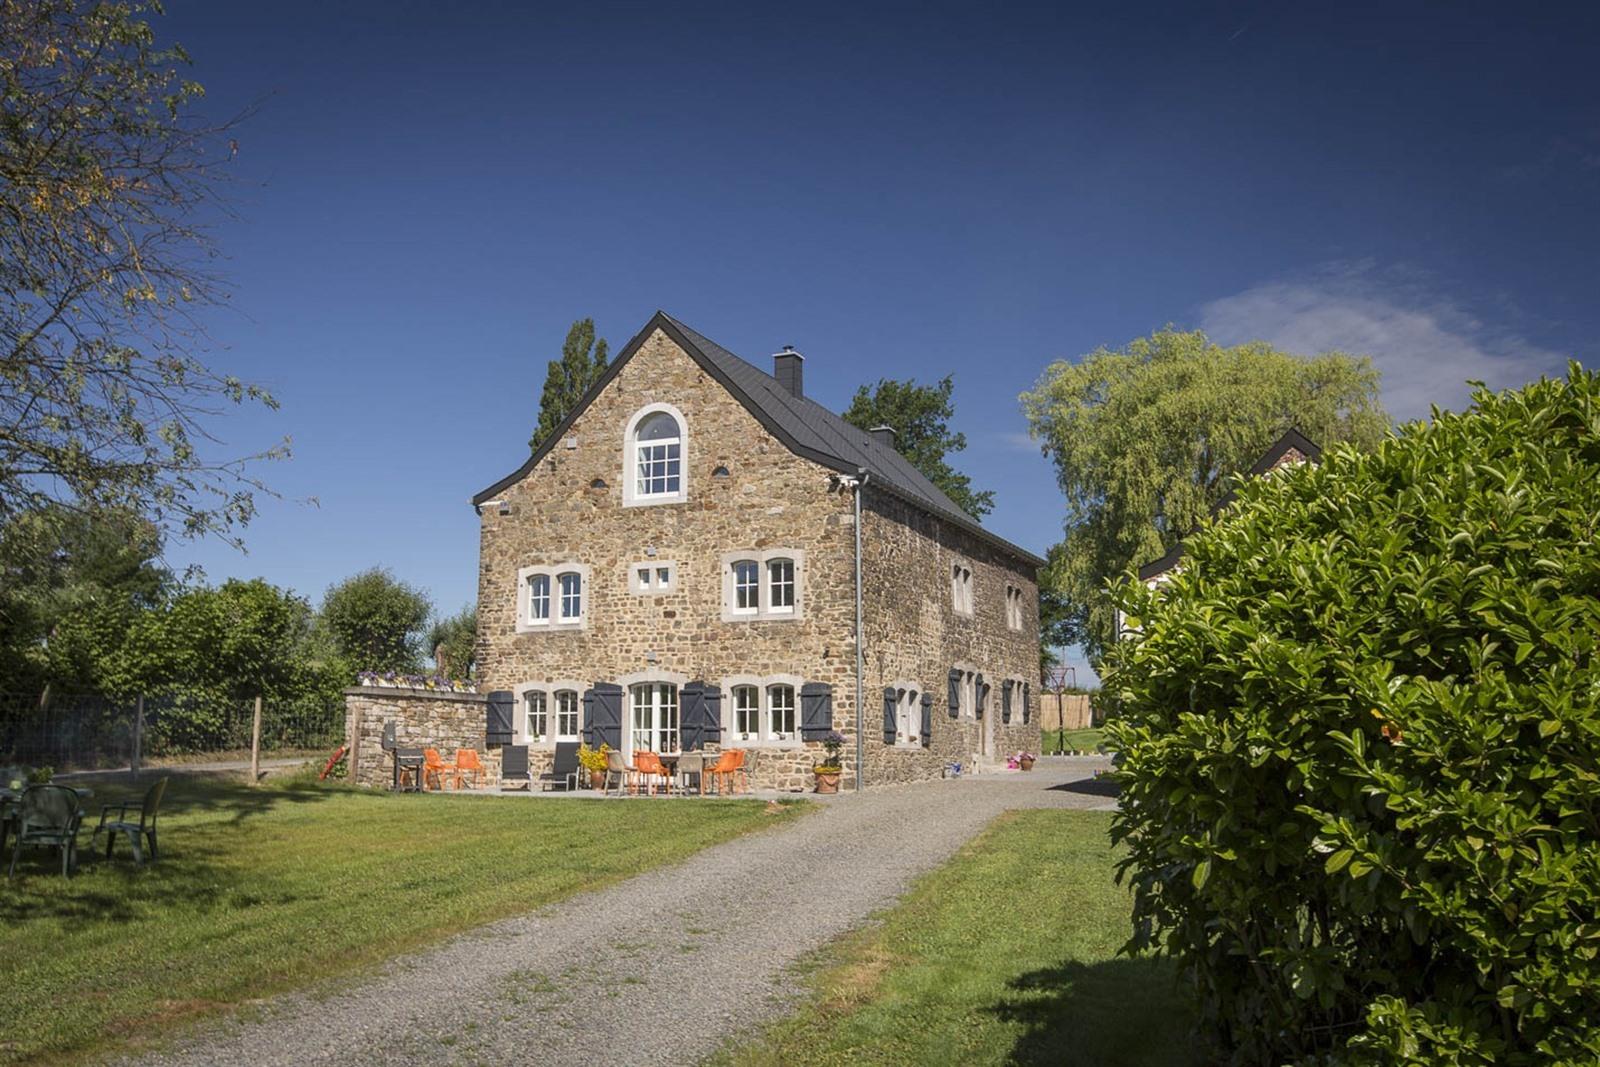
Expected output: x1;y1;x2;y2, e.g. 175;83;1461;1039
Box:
354;320;1041;793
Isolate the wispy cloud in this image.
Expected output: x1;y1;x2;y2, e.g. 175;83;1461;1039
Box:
1199;264;1568;421
997;431;1039;453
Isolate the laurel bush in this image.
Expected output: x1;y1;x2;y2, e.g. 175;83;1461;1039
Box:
1106;366;1600;1064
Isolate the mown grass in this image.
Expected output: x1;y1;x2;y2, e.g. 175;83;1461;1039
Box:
0;768;800;1065
717;809;1194;1067
1042;726;1109;753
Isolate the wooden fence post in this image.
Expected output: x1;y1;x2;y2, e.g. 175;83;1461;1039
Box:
249;695;263;784
132;696;145;777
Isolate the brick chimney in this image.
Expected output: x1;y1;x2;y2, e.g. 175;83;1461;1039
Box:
773;346;804;398
869;425;897;449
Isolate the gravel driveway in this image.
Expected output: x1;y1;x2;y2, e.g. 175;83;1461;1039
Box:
117;760;1114;1067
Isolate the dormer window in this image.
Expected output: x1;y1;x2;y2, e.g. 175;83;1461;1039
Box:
624;404;688;506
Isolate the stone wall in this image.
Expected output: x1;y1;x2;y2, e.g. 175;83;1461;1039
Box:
345;687;492;790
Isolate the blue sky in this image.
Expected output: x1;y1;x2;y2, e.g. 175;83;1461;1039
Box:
162;1;1599;683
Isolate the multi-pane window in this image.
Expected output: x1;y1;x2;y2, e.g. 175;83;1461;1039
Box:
733;685;760;740
558;571;582;621
767;684;796;742
630;561;677;596
951;562;974;615
518;564;587;631
733;560;760;613
525;690;548;742
633;412;682;499
528;574;550;623
630;683;680;753
767;558;795;613
555;689;580;740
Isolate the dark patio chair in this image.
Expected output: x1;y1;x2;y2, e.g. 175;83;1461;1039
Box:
92;776;167;865
501;744;532;791
8;784;85;879
539;742;580;792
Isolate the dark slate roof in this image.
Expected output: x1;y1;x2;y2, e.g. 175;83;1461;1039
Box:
473;311;1044;568
1134;428;1323;582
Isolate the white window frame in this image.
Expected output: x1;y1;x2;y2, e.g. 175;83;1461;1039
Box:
731;559;760;615
721;549;806;622
951;556;975;617
513;679;585;747
628;681;681;754
628;560;678;596
766;557;796;615
623;403;689;507
1005;584;1024;631
516;564;590;633
720;673;806;748
890;680;922;748
952;664;980;721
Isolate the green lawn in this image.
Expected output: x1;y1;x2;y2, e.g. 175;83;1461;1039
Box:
0;769;800;1065
1042;726;1108;753
717;810;1195;1067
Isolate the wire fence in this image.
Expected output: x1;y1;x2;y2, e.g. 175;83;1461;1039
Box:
0;691;345;772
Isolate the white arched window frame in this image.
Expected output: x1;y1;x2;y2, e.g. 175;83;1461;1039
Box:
516;563;589;633
889;680;922;748
719;673;805;748
623;403;689;507
513;679;585;746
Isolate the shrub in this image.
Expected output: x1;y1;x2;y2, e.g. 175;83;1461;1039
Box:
1106;367;1600;1065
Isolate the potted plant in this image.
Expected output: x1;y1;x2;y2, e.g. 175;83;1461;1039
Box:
578;743;611;790
1017;751;1037;771
813;731;846;794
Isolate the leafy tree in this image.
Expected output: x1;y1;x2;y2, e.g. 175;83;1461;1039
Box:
1107;367;1600;1064
843;375;995;519
1021;327;1388;662
530;318;609;451
1036;545;1075;676
0;1;283;546
425;605;477;679
320;568;432;674
0;506;170;690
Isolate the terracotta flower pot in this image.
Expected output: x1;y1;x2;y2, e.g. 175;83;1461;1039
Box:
814;771;841;794
1020;757;1036;771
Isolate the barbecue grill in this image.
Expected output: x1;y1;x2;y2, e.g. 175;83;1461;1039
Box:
380;720;424;792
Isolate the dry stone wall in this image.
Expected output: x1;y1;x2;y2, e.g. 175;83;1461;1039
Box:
345;687;493;790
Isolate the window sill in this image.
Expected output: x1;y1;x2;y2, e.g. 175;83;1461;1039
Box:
515;619;586;635
723;739;804;750
623;494;687;508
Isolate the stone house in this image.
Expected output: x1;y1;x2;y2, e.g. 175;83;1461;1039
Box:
461;310;1043;791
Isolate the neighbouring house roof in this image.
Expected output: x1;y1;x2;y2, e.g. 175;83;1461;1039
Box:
1134;428;1323;582
472;310;1045;569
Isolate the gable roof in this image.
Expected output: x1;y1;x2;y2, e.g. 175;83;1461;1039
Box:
473;311;1044;568
1135;427;1323;581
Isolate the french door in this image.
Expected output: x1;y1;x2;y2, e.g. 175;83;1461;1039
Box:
629;683;680;753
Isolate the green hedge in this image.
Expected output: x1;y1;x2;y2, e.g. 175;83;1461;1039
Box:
1106;367;1600;1065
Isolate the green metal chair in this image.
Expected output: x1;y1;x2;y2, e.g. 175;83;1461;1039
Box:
92;777;167;865
8;784;85;879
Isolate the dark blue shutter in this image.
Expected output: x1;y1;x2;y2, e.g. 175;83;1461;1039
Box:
1001;680;1014;724
681;683;707;751
486;690;514;745
882;686;897;745
947;668;961;718
702;686;722;745
799;682;833;740
584;683;622;749
975;674;987;719
919;692;933;746
1022;683;1032;725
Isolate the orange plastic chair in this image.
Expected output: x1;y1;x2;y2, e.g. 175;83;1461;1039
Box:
702;750;741;795
422;748;455;791
453;748;486;790
634;751;671;796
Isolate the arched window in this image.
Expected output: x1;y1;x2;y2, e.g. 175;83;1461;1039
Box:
625;405;686;505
